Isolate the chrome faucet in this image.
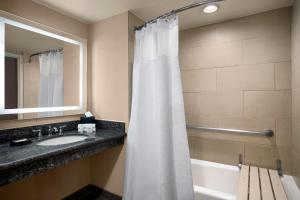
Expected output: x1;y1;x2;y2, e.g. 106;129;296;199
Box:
48;126;58;136
59;125;66;135
32;129;42;139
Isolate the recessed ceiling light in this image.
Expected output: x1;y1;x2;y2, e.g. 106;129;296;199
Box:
203;4;219;14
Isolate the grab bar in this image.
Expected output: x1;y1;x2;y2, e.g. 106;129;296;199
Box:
186;124;274;137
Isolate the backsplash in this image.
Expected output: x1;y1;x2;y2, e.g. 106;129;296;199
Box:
95;120;125;132
0;120;125;144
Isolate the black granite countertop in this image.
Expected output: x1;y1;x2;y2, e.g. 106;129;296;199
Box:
0;125;125;186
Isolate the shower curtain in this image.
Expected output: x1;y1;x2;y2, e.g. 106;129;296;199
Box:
38;51;63;117
123;16;194;200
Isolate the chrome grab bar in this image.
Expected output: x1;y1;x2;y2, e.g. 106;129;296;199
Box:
186;124;274;137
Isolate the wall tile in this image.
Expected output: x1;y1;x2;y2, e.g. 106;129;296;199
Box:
185;114;218;127
216;8;291;43
292;121;300;155
275;118;292;147
292;90;300;122
244;91;291;118
214;41;243;67
217;64;275;90
275;62;291;90
217;116;275;131
292;2;300;58
180;40;243;68
180;8;292;176
267;8;291;39
292;0;300;188
180;25;216;49
184;91;243;115
181;69;216;92
292;56;300;120
188;136;244;165
179;45;217;69
188;136;197;158
242;36;291;65
216;18;255;43
245;144;291;173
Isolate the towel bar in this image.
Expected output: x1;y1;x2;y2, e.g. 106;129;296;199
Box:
186;125;274;137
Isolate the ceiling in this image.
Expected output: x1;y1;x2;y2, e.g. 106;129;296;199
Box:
33;0;293;30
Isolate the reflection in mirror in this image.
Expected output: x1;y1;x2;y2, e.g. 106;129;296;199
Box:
1;24;81;120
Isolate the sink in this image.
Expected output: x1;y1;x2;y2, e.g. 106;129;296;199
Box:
37;135;88;146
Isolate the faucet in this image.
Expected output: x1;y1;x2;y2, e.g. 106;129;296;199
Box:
32;129;42;139
59;125;67;136
48;126;58;136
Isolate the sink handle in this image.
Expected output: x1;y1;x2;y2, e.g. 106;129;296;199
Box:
32;129;42;139
59;125;67;135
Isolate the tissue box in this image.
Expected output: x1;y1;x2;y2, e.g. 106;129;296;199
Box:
78;123;96;134
80;116;95;124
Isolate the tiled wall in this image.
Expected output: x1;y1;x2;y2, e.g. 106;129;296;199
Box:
292;0;300;187
180;8;292;172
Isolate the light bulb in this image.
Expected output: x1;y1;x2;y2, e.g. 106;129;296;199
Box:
203;4;219;14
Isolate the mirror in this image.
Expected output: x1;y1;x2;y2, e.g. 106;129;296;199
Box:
0;17;84;120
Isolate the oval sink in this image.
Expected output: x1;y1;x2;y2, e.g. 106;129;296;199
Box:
37;135;88;146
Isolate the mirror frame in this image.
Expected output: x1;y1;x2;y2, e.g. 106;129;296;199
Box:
0;16;84;115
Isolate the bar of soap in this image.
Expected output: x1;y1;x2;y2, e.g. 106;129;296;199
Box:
10;138;32;146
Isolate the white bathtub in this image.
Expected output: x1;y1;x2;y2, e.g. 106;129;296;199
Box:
191;159;300;200
191;159;239;200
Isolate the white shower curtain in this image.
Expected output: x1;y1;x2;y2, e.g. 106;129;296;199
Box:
38;51;64;117
123;16;194;200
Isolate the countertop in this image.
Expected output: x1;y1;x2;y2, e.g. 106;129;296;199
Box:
0;129;125;186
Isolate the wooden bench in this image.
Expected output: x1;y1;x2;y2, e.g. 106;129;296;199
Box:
237;165;287;200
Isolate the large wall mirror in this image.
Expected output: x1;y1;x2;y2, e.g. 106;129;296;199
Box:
0;17;85;120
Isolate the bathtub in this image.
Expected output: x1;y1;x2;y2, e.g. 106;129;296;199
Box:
191;159;239;200
191;159;300;200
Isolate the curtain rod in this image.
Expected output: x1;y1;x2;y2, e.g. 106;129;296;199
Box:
29;48;63;62
135;0;225;31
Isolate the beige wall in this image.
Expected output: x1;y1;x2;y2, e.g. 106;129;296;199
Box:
180;8;292;172
292;0;300;188
0;1;90;199
88;12;129;196
88;12;129;128
88;12;143;196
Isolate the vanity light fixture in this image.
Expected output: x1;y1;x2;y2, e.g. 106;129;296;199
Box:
203;4;219;14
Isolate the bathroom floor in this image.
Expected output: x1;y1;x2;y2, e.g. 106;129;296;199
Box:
63;185;121;200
